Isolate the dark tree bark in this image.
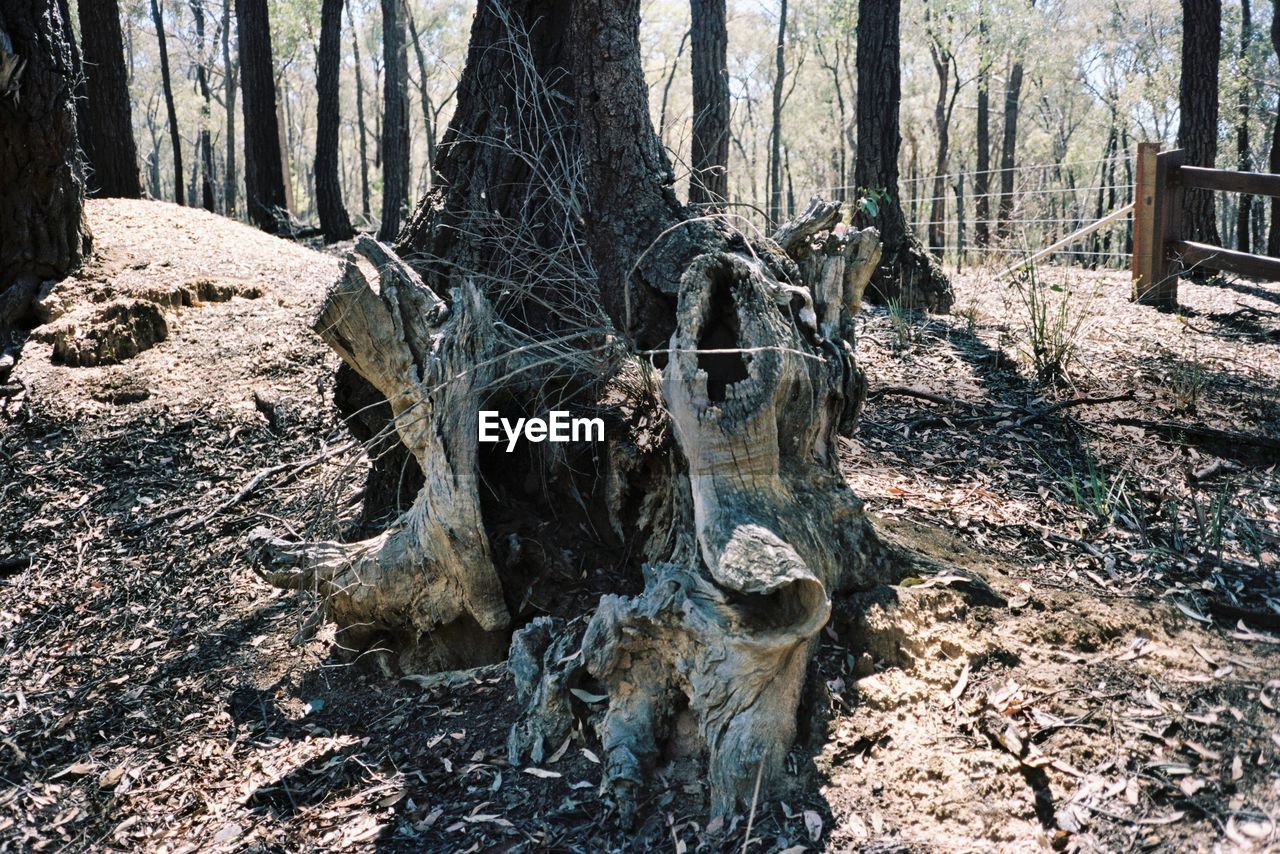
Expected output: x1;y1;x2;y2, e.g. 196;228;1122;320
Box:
256;0;937;823
78;0;142;198
315;0;354;242
688;0;728;208
1268;4;1280;257
995;58;1023;237
54;0;88;164
1234;0;1251;252
854;0;952;311
925;12;961;258
767;0;787;224
235;0;287;231
221;0;237;216
406;6;441;189
378;0;409;241
349;0;371;222
974;7;990;247
0;0;91;332
190;0;216;212
1177;0;1221;246
150;0;184;205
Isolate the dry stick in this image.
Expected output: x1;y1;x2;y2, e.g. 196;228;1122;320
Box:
740;759;765;854
868;385;989;410
177;441;356;532
1112;418;1280;458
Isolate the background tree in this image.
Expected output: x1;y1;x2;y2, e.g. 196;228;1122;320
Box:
995;20;1026;237
235;0;287;231
1177;0;1222;246
973;4;990;248
1235;0;1252;252
221;0;238;216
767;0;787;224
378;0;409;240
150;0;184;205
855;0;952;311
689;0;729;208
1269;3;1280;257
78;0;142;198
349;0;372;223
315;0;354;242
190;0;217;212
0;0;90;332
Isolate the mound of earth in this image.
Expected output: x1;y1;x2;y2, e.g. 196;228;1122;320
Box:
1;200;1277;852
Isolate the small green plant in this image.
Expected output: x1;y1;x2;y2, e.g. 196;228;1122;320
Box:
1066;457;1133;528
886;298;913;351
1013;265;1092;383
1166;355;1206;413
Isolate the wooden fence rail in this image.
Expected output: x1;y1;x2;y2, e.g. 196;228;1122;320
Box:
1132;142;1280;307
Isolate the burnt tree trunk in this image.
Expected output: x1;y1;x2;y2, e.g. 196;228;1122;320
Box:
252;0;964;824
378;0;409;240
78;0;142;198
854;0;952;311
150;0;184;205
767;0;786;225
315;0;354;242
406;6;441;189
235;0;286;231
190;0;216;212
974;7;990;247
1178;0;1222;247
0;0;91;333
689;0;728;208
1269;5;1280;257
221;0;237;216
1235;0;1251;252
349;0;372;223
995;58;1022;238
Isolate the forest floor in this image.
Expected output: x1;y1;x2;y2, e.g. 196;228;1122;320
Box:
1;199;1278;853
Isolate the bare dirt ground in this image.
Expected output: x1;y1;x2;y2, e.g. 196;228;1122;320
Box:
2;200;1278;852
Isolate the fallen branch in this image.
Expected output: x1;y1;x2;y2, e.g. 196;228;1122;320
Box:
177;441;356;532
868;386;988;410
1111;418;1280;464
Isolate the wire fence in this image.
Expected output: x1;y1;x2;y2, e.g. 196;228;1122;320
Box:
828;154;1138;271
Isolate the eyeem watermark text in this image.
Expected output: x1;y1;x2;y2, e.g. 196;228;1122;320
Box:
478;410;604;452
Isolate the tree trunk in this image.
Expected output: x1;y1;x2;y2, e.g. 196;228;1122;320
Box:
406;6;440;189
253;0;926;822
1268;4;1280;257
190;0;216;212
688;0;728;208
221;0;237;216
378;0;409;241
974;7;990;247
315;0;354;242
349;1;371;223
78;0;142;198
150;0;184;205
995;58;1023;238
235;0;286;232
0;0;91;333
1178;0;1221;247
767;0;786;225
854;0;952;311
1233;0;1251;252
926;23;952;258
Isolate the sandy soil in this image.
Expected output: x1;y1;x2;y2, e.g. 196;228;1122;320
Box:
1;200;1277;852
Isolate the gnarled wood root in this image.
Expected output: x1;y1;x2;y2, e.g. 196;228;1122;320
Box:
251;238;509;672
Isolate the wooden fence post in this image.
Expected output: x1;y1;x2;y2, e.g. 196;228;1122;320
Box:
1132;143;1159;301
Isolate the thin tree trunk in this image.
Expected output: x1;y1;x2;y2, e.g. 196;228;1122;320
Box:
78;0;142;198
1233;0;1251;251
349;0;371;223
190;0;216;212
151;0;184;205
657;29;689;148
974;6;990;247
689;0;729;208
926;25;951;257
767;0;786;225
1178;0;1222;246
0;0;91;331
406;6;440;188
222;0;237;216
1268;2;1280;256
235;0;287;231
996;58;1023;238
378;0;409;240
316;0;354;242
